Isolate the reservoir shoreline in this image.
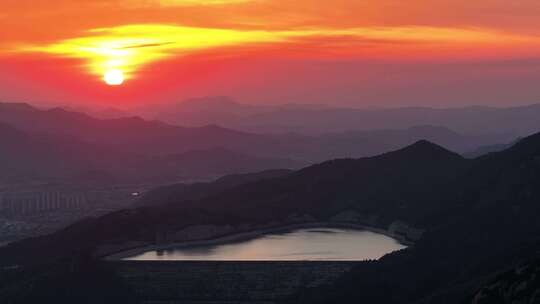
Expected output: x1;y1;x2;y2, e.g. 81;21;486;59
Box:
104;221;412;261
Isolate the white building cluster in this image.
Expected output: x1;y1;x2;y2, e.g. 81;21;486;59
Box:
0;191;87;215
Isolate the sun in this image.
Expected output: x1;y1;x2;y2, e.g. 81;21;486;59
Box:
104;69;124;85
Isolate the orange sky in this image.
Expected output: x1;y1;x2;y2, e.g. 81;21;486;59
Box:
1;0;540;108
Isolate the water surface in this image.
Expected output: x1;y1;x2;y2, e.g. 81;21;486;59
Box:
125;227;406;261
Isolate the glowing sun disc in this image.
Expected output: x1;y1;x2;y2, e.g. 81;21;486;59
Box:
104;70;124;85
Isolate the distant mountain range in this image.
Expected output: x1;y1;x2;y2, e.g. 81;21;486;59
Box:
463;138;521;158
0;102;512;167
0;102;260;156
133;96;540;140
0;120;303;184
3;132;540;303
0;122;127;183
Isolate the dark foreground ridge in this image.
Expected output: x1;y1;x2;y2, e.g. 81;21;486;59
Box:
1;133;540;303
113;261;358;303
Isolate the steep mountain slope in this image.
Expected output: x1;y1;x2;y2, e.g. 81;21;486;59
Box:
1;133;540;303
0;140;469;266
189;140;468;224
305;132;540;304
469;258;540;304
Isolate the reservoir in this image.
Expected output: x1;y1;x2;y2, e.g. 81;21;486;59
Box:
124;227;407;261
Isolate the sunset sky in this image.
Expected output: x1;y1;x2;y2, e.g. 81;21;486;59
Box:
1;0;540;108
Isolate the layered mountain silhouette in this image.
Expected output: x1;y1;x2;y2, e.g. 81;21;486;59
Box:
464;138;521;158
135;97;540;141
0;122;128;183
0;102;506;165
2;132;540;303
0;121;302;183
0;102;262;156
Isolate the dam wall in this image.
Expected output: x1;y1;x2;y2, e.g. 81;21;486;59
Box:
112;261;359;303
